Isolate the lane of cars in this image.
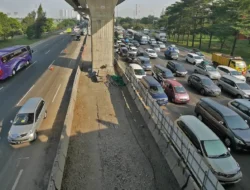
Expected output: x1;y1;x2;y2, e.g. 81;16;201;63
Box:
115;34;250;189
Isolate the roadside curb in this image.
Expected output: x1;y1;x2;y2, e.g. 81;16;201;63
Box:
46;37;86;190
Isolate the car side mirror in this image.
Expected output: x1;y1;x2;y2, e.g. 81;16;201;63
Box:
234;86;238;89
245;120;248;123
228;147;231;152
219;121;224;125
10;120;13;124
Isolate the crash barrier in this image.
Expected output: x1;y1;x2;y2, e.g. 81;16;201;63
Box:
117;59;225;190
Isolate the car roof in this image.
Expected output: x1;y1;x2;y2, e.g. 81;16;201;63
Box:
147;48;154;51
200;98;237;117
191;73;210;79
142;76;160;86
130;64;143;69
19;97;43;114
220;75;244;83
155;64;171;72
179;115;219;141
217;65;236;71
233;99;250;108
0;45;27;57
130;47;137;49
166;79;183;86
188;53;199;56
169;60;180;65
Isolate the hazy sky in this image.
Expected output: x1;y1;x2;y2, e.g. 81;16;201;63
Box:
0;0;177;18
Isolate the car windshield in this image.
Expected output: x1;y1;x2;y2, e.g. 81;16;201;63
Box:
236;61;246;68
174;86;186;93
206;66;216;71
194;56;202;59
196;52;204;56
148;50;155;53
201;140;229;158
150;86;165;94
175;64;186;72
171;52;178;56
134;69;145;75
158;42;163;44
202;78;213;86
230;71;241;76
236;83;250;90
142;60;150;65
13;113;34;125
224;115;249;130
153;45;160;48
164;71;174;78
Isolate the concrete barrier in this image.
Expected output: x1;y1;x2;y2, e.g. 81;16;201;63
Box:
47;66;81;190
117;62;200;190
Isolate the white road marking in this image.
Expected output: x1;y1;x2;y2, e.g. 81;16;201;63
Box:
0;87;3;91
11;169;23;190
26;61;37;70
48;60;55;68
17;85;35;105
52;84;61;103
45;50;50;54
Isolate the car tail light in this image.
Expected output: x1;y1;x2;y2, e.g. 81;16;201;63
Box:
0;69;2;77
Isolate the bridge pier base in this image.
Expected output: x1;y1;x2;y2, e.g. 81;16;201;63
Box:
86;0;118;78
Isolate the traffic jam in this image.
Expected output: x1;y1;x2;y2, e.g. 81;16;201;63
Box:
114;27;250;187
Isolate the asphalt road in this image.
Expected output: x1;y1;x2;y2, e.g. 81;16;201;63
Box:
137;43;250;190
0;33;83;190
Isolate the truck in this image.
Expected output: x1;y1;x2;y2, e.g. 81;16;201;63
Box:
212;53;247;75
155;32;167;42
134;33;148;45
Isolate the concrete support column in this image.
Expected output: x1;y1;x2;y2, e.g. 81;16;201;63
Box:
86;0;118;76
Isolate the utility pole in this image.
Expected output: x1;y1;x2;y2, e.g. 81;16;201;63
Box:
135;4;138;27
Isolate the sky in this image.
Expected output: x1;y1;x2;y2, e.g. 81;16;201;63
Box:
0;0;177;19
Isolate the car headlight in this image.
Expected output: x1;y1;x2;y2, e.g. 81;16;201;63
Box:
234;137;244;145
28;130;33;135
243;94;249;98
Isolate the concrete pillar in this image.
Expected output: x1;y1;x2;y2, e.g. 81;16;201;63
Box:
85;0;118;76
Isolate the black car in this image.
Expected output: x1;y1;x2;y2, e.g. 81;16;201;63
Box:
166;61;187;77
126;52;138;63
131;40;140;47
152;65;175;82
187;74;221;96
137;58;152;71
75;35;81;41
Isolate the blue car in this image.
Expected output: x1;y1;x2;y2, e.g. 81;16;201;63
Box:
164;47;179;60
141;76;168;105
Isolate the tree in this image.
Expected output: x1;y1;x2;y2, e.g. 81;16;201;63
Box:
21;11;36;34
8;18;22;38
34;4;47;38
0;12;11;40
44;18;54;32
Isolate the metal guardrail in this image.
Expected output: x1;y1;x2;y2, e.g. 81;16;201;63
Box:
119;60;224;190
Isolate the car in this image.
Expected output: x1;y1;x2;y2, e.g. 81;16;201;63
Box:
194;63;221;80
119;47;128;57
141;76;168;105
151;44;161;52
157;41;166;49
128;64;146;79
186;53;203;65
128;46;138;54
119;43;127;48
166;61;187;77
8;97;47;144
191;48;205;59
152;65;175;82
136;57;152;71
169;45;179;53
216;65;246;82
126;52;138;63
131;40;140;47
162;79;189;103
195;98;250;151
137;51;150;59
175;115;242;184
164;48;179;60
217;75;250;99
188;74;221;96
127;43;134;48
149;38;157;45
228;99;250;125
145;48;158;58
245;69;250;82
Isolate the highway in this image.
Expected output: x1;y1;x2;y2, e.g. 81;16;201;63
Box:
136;43;250;190
0;33;83;190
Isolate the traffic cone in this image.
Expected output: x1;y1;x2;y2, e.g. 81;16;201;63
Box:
49;66;54;71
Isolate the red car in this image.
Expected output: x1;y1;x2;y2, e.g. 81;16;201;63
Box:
161;79;190;103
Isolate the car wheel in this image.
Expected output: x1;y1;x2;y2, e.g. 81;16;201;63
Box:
194;69;197;73
171;98;175;103
12;69;16;76
197;114;203;121
25;61;30;66
188;80;192;86
200;88;205;95
186;58;188;62
237;94;243;99
218;84;223;90
44;111;47;119
224;137;232;147
193;61;196;65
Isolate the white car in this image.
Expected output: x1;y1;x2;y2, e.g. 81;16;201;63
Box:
194;64;221;80
157;41;166;49
129;46;138;54
128;64;146;79
151;44;161;52
145;49;158;58
216;65;246;82
186;53;203;65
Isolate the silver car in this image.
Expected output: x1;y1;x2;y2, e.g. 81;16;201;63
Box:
8;97;47;144
194;63;221;80
175;115;242;184
217;75;250;99
228;99;250;124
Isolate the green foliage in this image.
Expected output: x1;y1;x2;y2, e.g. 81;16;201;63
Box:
44;18;54;32
21;11;36;33
26;25;35;39
57;19;77;29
